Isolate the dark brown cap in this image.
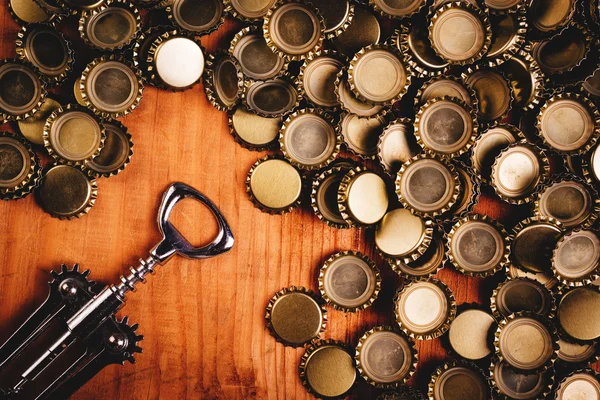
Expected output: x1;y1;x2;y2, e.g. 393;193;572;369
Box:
307;0;354;38
414;75;475;107
83;119;133;178
555;370;600;399
462;66;513;122
428;361;490;400
167;0;224;34
79;0;141;51
378;387;426;400
331;6;380;57
337;166;389;226
228;25;287;80
341;112;388;159
17;95;61;145
447;308;496;361
498;46;545;112
0;132;41;200
491;278;555;320
528;0;575;35
243;74;300;117
228;105;281;150
583;143;600;185
392;224;446;278
203;51;244;112
471;124;519;179
132;26;167;82
507;264;559;290
376;208;434;264
485;5;526;66
0;59;46;122
377;118;419;175
299;50;346;109
558;286;600;342
397;23;449;78
371;0;425;18
489;358;553;400
531;22;591;76
8;0;57;25
246;156;303;214
60;0;105;12
311;159;356;228
583;66;600;98
553;229;600;287
510;216;563;274
224;0;277;21
448;162;479;218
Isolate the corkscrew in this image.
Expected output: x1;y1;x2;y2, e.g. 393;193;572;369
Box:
0;182;234;399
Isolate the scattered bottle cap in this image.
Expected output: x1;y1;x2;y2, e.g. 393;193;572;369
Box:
377;118;419;175
79;0;141;51
491;277;555;320
331;5;380;57
471;124;519;178
415;75;474;107
510;216;563;274
17;95;61;145
203;51;244;112
0;132;41;200
0;58;46;122
243;75;300;117
340;112;388;158
299;50;346;108
397;22;449;78
428;361;490;400
308;0;354;38
447;307;496;361
228;25;286;80
83;119;133;178
337;166;389;226
462;65;514;122
246;156;303;214
393;224;446;278
376;208;434;264
555;370;600;400
228;105;281;150
225;0;277;21
310;159;356;229
489;358;553;400
335;69;383;117
558;286;600;342
166;0;225;34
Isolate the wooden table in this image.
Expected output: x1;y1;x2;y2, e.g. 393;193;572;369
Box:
0;8;577;400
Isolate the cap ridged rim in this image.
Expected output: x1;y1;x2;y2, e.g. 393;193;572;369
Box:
413;74;479;111
582;142;600;185
166;0;225;35
82;119;134;178
78;0;141;52
131;25;169;83
489;357;554;400
7;0;63;26
298;49;348;110
397;23;449;78
227;105;282;151
33;0;69;16
447;160;482;223
484;4;527;67
470;123;522;180
0;131;42;200
490;277;557;321
0;58;47;122
203;50;244;112
337;165;387;228
320;0;354;39
310;159;356;229
390;221;447;278
377;117;416;177
557;334;600;367
554;368;600;399
334;67;385;118
509;215;564;270
461;64;515;124
499;43;546;112
552;229;600;288
427;360;491;400
242;72;302;118
340;108;393;160
378;387;427;400
224;0;278;21
370;0;427;19
378;212;435;265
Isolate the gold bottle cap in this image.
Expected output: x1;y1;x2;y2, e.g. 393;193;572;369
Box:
0;59;46;121
537;93;599;154
311;160;355;228
491;278;555;321
484;0;522;11
79;0;141;51
83;119;133;178
583;143;600;184
393;225;446;278
318;251;380;312
33;0;67;16
338;166;389;226
584;67;600;98
558;286;600;341
299;50;346;108
447;308;496;361
510;216;563;274
471;124;518;178
498;47;545;112
0;132;41;200
553;230;600;286
348;44;410;106
507;264;559;290
531;22;591;75
428;362;490;400
489;359;553;400
378;388;427;400
263;2;324;61
396;154;460;217
355;326;417;388
243;75;300;117
265;286;327;347
146;30;205;91
336;69;383;117
331;6;380;57
37;164;98;219
429;2;491;65
224;0;277;20
490;143;549;204
299;339;356;398
73;77;86;107
8;0;53;25
203;51;243;112
371;0;424;18
246;156;303;214
341;112;387;159
397;23;449;78
17;95;61;145
228;105;281;150
308;0;354;38
280;108;341;170
462;66;513;122
80;56;144;119
43;104;106;166
414;96;477;158
16;24;73;85
377;118;419;175
228;25;287;81
448;161;479;218
414;75;475;107
558;338;599;365
448;214;509;277
485;6;527;66
376;208;434;263
528;0;575;35
555;370;600;400
394;278;456;340
166;0;224;34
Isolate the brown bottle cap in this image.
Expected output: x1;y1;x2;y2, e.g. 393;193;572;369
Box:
536;176;599;228
17;95;61;145
414;97;477;158
243;74;300;117
428;362;489;400
377;118;419;175
307;0;353;38
531;22;591;75
379;387;427;400
484;0;522;11
16;24;73;85
73;77;86;107
228;25;286;80
167;0;224;34
265;286;327;347
340;113;387;159
331;6;380;57
79;0;140;51
447;308;496;361
448;162;479;218
299;51;346;108
37;165;98;219
491;278;555;321
0;132;41;200
246;156;303;214
448;214;509;277
393;225;446;278
510;216;563;274
225;0;277;20
376;208;434;263
43;104;106;166
537;93;599;154
318;251;380;312
372;0;424;17
584;143;600;184
555;371;600;400
299;339;356;398
462;66;513;122
429;2;491;65
395;278;456;339
558;338;599;365
80;56;143;118
471;124;518;178
132;26;165;81
348;44;410;106
61;0;105;11
84;119;133;178
338;166;389;226
528;0;575;34
336;69;383;117
228;105;281;150
0;59;46;121
203;51;243;112
498;48;545;112
485;6;526;66
490;359;553;400
280;109;340;170
507;264;559;290
355;326;417;388
415;76;474;107
8;0;54;25
397;23;449;78
311;160;355;228
584;67;600;98
558;286;600;341
553;230;600;286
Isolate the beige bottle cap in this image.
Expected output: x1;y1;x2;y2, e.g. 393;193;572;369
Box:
225;0;277;20
429;362;490;400
229;25;286;80
84;120;133;178
335;68;383;117
555;371;600;400
340;112;387;159
491;278;555;320
167;0;224;34
448;309;496;360
558;286;600;341
79;0;141;51
0;59;46;121
246;156;303;214
537;177;598;228
471;125;518;178
17;96;61;145
375;208;433;263
507;265;559;290
510;216;563;274
338;167;389;226
228;105;281;150
462;66;513;122
415;76;474;107
300;51;346;108
558;338;598;364
377;118;419;174
553;230;600;286
331;6;380;57
393;226;446;278
485;0;522;11
244;75;299;117
584;67;600;98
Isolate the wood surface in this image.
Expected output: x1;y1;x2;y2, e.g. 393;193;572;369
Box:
0;8;580;400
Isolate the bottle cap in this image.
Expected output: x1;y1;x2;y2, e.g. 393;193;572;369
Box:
308;0;354;38
396;23;449;78
510;216;563;274
491;277;555;320
16;24;73;85
337;166;389;226
396;154;460;217
280;108;341;170
498;47;545;112
507;264;559;290
428;361;490;400
8;0;57;25
43;104;106;166
414;75;475;107
224;0;277;21
484;0;522;12
31;0;68;16
558;286;600;341
17;95;61;145
347;44;410;106
462;65;513;122
371;0;424;18
83;119;133;178
392;224;446;278
299;339;356;398
378;387;427;400
489;358;553;400
299;50;346;108
583;143;600;184
494;312;558;373
553;230;600;286
558;337;599;365
37;164;98;219
265;286;327;347
376;208;434;263
555;370;600;400
490;142;549;204
377;118;419;175
166;0;224;34
246;156;303;214
0;59;46;121
531;22;591;76
470;124;519;179
414;96;477;158
447;307;496;361
60;0;105;11
528;0;575;36
536;93;599;154
336;70;383;117
263;1;324;61
73;77;86;106
228;105;281;150
228;25;287;80
355;326;417;388
203;51;243;112
448;161;480;218
341;112;387;159
583;67;600;98
331;6;380;57
318;251;381;312
79;56;144;118
0;132;41;200
485;5;527;66
132;26;165;81
243;74;300;117
448;214;509;277
394;278;456;339
79;0;141;51
429;2;491;65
